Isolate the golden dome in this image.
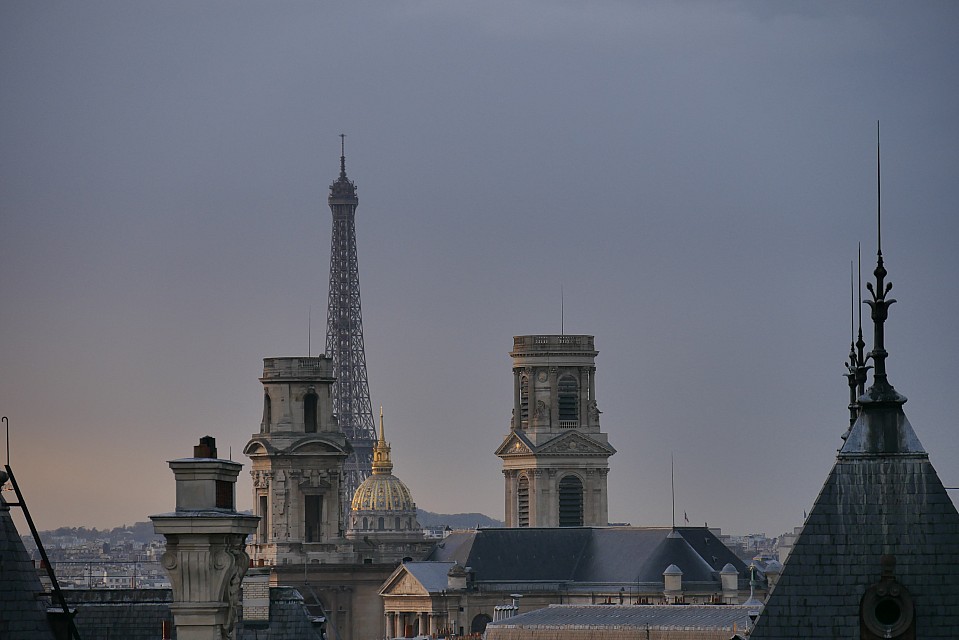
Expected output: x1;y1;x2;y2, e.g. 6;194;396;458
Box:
350;408;417;514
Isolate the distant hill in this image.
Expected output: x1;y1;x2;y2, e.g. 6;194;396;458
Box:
26;510;502;550
417;509;503;529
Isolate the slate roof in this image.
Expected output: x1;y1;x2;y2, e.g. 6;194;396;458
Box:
426;527;750;590
400;561;457;593
65;588;173;640
0;496;55;640
749;450;959;638
484;604;753;639
59;586;323;640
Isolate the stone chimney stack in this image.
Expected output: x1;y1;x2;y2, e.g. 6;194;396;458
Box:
720;563;740;603
151;437;259;640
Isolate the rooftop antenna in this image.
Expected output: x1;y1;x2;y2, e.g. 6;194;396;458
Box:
339;133;347;178
561;285;565;335
308;304;312;357
2;416;8;466
670;452;676;529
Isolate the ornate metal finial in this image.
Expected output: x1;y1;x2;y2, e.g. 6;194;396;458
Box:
844;248;871;437
856;242;867;397
862;122;901;402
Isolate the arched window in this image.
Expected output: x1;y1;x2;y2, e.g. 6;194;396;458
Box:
471;614;492;634
395;517;401;530
520;374;530;429
378;517;385;530
362;517;368;530
559;475;584;527
558;375;579;426
517;475;530;527
304;390;318;433
261;393;272;433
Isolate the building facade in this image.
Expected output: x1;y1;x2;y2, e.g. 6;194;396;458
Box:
495;335;615;527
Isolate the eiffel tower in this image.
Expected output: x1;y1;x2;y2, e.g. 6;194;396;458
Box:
325;135;376;514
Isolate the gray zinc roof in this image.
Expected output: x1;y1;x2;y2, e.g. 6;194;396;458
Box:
485;604;753;634
399;562;457;593
427;527;749;589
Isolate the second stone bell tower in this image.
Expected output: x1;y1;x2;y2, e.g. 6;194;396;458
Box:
495;335;615;528
244;356;352;565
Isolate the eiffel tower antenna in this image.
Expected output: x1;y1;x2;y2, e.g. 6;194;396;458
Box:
325;135;376;514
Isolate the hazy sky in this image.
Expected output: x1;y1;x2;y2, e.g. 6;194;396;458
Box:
2;2;957;537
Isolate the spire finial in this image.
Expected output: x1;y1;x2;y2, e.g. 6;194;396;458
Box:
371;405;393;475
844;250;871;436
863;122;899;399
339;133;347;179
877;121;881;257
379;405;385;444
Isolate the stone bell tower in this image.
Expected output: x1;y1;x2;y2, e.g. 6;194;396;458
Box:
495;335;615;528
243;356;352;565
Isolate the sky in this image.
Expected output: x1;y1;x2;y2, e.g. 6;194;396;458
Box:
1;1;958;537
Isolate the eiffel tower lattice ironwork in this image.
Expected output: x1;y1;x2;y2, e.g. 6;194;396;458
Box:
325;135;376;515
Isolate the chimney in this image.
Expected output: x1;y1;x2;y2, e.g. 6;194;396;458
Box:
447;564;467;591
663;564;683;603
720;563;739;603
151;438;259;640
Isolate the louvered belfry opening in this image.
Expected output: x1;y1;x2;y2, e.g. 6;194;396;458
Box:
558;374;579;426
558;475;584;527
517;475;530;527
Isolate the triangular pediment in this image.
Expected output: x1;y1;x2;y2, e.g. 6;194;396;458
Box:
380;565;429;596
538;431;616;456
495;431;534;457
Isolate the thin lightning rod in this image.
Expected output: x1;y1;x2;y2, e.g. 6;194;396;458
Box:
877;121;882;256
561;285;565;335
858;242;862;329
2;417;8;466
309;305;312;357
850;261;855;343
671;453;676;529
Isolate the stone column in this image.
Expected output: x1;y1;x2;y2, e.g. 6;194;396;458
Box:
533;469;548;527
598;468;609;526
548;367;558;431
546;469;558;526
151;438;259;640
503;469;516;528
419;612;429;636
579;367;589;427
523;367;533;431
386;612;396;639
588;367;596;405
512;368;521;430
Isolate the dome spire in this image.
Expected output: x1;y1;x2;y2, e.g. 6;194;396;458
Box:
371;406;393;475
